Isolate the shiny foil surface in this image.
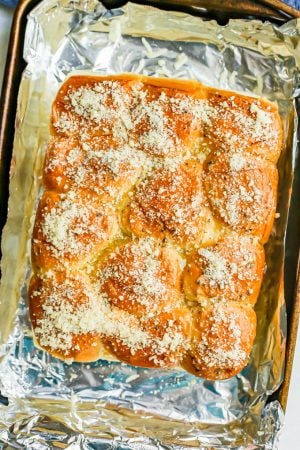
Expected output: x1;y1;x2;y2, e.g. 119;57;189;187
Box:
0;1;299;448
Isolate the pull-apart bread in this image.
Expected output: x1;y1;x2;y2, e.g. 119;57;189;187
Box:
29;74;282;380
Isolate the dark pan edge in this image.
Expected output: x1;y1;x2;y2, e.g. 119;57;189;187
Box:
276;98;300;411
0;0;40;247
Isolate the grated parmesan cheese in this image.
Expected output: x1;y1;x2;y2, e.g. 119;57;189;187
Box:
195;306;248;370
39;192;116;260
33;271;187;363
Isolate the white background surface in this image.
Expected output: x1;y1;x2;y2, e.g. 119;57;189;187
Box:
0;4;299;449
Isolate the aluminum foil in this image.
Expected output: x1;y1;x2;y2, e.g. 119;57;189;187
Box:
0;1;299;448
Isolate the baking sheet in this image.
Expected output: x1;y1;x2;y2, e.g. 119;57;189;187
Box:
0;1;299;448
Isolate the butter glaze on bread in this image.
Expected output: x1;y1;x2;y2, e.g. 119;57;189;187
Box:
183;302;257;380
122;160;220;248
97;238;182;315
32;190;117;271
29;74;282;380
183;232;265;306
43;137;143;201
29;272;106;362
204;153;278;243
204;90;282;163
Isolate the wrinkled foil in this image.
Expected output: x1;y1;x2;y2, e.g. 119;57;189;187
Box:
0;1;299;448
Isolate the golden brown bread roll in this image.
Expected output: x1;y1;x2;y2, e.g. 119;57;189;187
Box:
130;84;203;157
103;308;192;368
43;137;83;193
28;73;283;379
28;272;105;362
43;137;143;201
122;160;222;248
184;232;265;306
203;89;282;163
204;152;278;243
183;302;257;380
32;190;117;271
97;238;182;315
52;76;137;147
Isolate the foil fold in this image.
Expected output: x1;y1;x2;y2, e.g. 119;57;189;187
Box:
0;1;299;448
